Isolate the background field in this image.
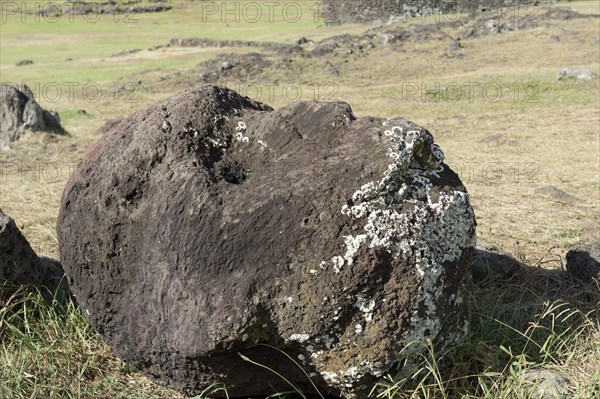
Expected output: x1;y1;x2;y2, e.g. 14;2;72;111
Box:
0;0;599;398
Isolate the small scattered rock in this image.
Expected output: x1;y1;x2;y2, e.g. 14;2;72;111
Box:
311;42;339;57
533;185;579;203
219;61;234;71
372;19;384;28
16;60;34;66
566;242;600;283
463;14;537;38
199;71;218;83
412;48;430;55
542;7;590;21
387;15;403;25
196;53;272;83
111;48;142;57
479;134;505;144
557;68;598;81
519;368;570;399
444;37;464;58
325;61;340;76
448;37;463;51
375;32;396;45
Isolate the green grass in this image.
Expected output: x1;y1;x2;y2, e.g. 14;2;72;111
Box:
0;0;322;64
0;284;185;398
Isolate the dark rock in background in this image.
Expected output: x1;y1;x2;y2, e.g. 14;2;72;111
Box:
0;208;67;297
16;60;34;66
0;83;66;148
566;242;600;283
58;85;475;398
196;53;273;83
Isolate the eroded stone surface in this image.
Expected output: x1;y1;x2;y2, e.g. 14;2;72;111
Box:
58;85;475;398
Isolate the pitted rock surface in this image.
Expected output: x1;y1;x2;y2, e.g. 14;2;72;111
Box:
58;85;476;398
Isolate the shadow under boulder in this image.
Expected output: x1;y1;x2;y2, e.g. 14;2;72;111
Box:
470;240;524;284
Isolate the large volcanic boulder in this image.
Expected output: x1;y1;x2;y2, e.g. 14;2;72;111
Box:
57;86;476;398
0;83;66;148
0;208;67;296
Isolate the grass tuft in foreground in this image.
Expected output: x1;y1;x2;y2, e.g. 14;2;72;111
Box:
373;268;600;399
0;283;182;399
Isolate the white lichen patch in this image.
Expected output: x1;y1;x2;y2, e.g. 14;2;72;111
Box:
316;122;474;387
195;114;229;150
355;293;376;322
320;371;340;384
207;137;227;148
354;324;363;334
332;256;345;273
319;359;387;390
288;333;311;343
325;126;448;272
235;121;249;143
